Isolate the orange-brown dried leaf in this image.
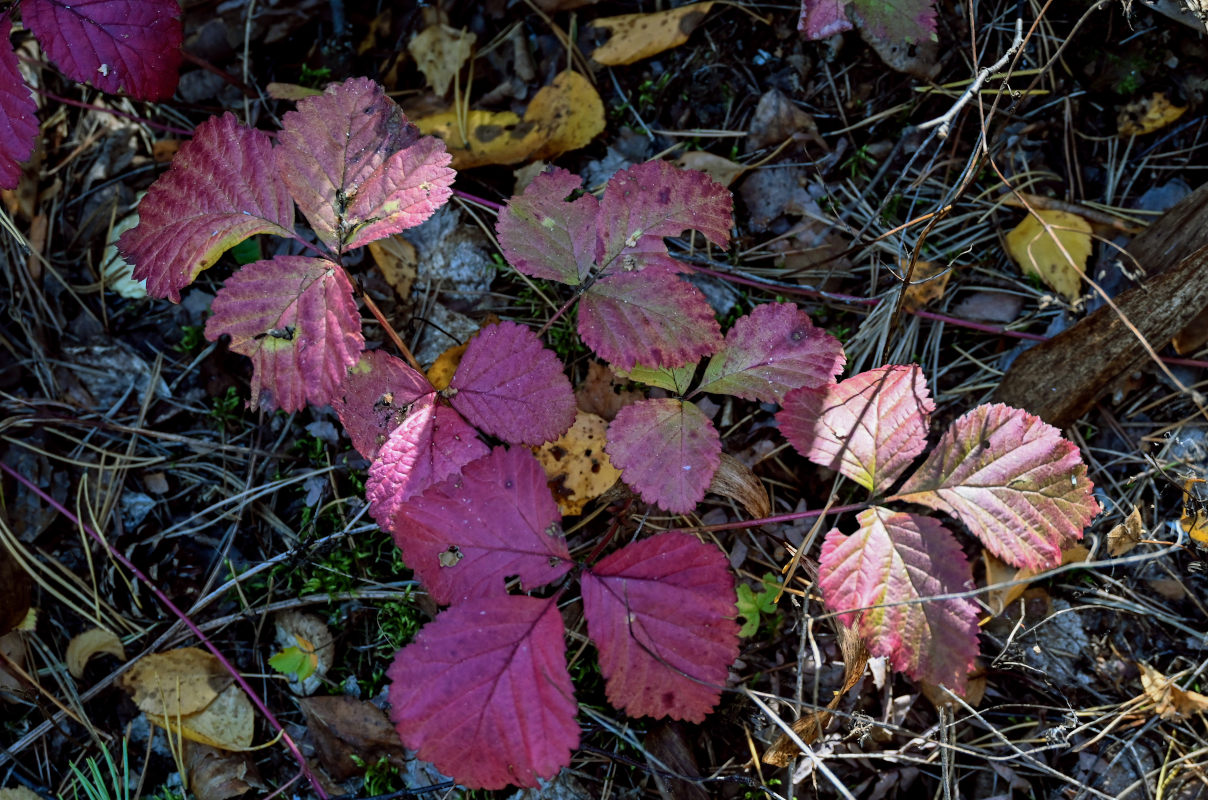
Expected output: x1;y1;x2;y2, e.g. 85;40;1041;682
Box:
299;695;410;780
900;259;952;313
1118;93;1187;136
1139;662;1208;719
368;235;418;300
1106;506;1144;557
575;361;645;421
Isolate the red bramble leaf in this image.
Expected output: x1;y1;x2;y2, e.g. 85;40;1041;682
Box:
578;267;722;370
597;161;732;275
698;303;844;403
366;395;487;528
120;113;295;302
496;168;598;286
891;403;1100;570
779;365;933;494
334;350;435;460
605;399;721;514
391;447;571;605
22;0;182;100
819;507;979;691
204;256;363;412
0;14;37;190
388;596;579;790
581;532;739;722
798;0;852;37
448;322;576;445
278;77;454;254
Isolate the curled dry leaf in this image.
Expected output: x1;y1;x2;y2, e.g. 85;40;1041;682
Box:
982;544;1090;618
1106;506;1144;557
673;151;749;187
66;628;127;678
1181;477;1208;545
1139;662;1208;719
589;3;715;66
707;453;770;519
1004;209;1092;303
184;741;264;800
534;410;622;516
299;695;410;780
899;259;952;313
408;25;476;96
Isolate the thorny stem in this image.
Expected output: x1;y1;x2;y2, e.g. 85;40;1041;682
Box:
0;461;331;800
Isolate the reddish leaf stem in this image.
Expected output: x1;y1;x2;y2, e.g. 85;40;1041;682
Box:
31;87;195;136
361;290;423;372
453;188;503;212
582;498;633;567
680;503;866;534
534;291;581;341
0;460;330;800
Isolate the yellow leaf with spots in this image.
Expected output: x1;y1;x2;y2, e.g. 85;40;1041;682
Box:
535;410;621;515
1005;209;1091;302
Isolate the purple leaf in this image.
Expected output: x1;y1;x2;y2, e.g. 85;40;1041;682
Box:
850;0;937;46
891;403;1100;570
119;113;295;302
448;322;576;445
334;350;436;459
0;14;37;190
204;256;363;412
798;0;853;37
278;77;455;254
597;161;732;275
605;399;721;514
22;0;181;100
779;365;934;495
391;447;571;605
819;507;979;691
579;267;722;370
365;395;487;527
496;167;599;286
698;303;845;403
581;532;739;722
388;596;578;790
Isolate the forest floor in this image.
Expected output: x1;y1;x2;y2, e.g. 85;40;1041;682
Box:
3;0;1208;799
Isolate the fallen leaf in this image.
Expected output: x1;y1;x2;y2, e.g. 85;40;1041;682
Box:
0;631;31;699
746;88;821;151
272;611;334;695
707;452;770;519
983;544;1090;618
920;662;987;709
0;787;42;800
184;741;263;800
1004;209;1092;302
368;235;418;300
414;71;603;169
534;410;622;515
1139;662;1208;719
1173;305;1208;355
299;695;410;781
427;342;469;391
1182;477;1208;545
589;3;714;66
673;151;749;187
899;259;952;313
265;82;323;101
1118;92;1187;136
163;682;256;751
1106;506;1144;557
575;361;645;421
0;544;31;637
66;628;127;678
408;24;476;96
119;648;233;717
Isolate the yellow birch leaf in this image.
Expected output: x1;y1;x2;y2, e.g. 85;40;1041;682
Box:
119;647;232;717
152;682;256;751
534;410;622;515
66;627;127;678
1118;92;1187;136
427;342;469;390
590;3;715;66
1004;209;1091;302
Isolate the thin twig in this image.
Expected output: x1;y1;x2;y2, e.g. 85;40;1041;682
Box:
918;18;1026;139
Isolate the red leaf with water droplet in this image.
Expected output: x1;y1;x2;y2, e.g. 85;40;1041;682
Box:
779;365;933;494
579;267;722;370
365;395;487;527
22;0;181;100
388;595;578;790
698;303;844;403
581;532;738;721
597;160;732;275
119;113;295;302
605;399;721;514
0;14;37;190
819;507;979;691
204;256;363;411
448;322;576;445
496;167;598;286
334;350;435;459
891;403;1100;570
278;77;454;254
392;447;571;605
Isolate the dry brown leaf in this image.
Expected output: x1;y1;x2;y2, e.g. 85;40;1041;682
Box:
1173;305;1208;355
534;410;622;516
764;624;869;766
265;82;322;101
414;71;603;169
408;24;476;96
0;544;31;638
66;628;126;678
746;88;821;152
0;631;31;699
368;235;418;300
673;151;748;187
575;361;644;421
1118;92;1187;136
184;741;263;800
299;695;410;780
589;3;715;66
1004;209;1092;303
707;453;770;519
983;545;1090;618
920;663;987;709
118;647;233;717
899;259;952;313
1106;506;1144;557
1139;662;1208;719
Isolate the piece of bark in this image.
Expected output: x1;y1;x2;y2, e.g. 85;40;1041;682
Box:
1123;180;1208;273
992;244;1208;426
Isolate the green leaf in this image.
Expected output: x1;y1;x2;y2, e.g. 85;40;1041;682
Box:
269;644;317;680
